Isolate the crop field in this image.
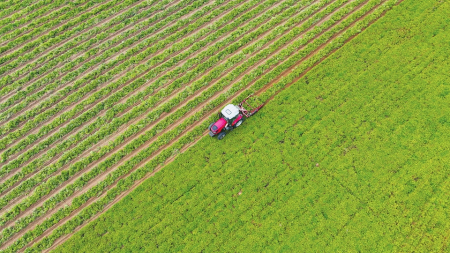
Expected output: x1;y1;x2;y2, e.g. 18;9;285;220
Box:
49;0;450;251
0;0;415;251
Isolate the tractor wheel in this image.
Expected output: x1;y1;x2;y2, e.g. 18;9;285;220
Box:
217;132;226;140
208;122;214;131
235;120;243;127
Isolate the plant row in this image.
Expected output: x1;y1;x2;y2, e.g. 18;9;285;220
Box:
0;0;193;124
0;0;239;147
0;0;160;91
0;0;248;156
0;0;295;219
0;0;162;87
0;0;353;243
12;3;401;250
0;0;71;42
0;0;138;86
0;0;41;21
0;0;207;124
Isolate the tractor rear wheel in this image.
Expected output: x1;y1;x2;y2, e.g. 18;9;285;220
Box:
235;120;243;127
217;132;226;140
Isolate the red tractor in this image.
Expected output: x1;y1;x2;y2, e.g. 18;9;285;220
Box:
208;95;264;140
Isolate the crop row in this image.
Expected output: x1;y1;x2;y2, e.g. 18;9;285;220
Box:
0;0;143;93
0;0;197;130
0;0;364;245
0;0;164;87
0;0;301;220
0;0;328;211
0;0;275;177
0;0;41;21
0;0;110;62
0;0;240;148
0;0;143;84
0;0;163;91
0;0;71;42
12;2;400;251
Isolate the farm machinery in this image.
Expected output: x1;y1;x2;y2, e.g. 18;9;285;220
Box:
208;95;264;140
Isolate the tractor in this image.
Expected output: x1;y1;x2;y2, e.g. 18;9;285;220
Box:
208;95;264;140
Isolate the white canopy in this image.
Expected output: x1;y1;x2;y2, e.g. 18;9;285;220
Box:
221;104;240;119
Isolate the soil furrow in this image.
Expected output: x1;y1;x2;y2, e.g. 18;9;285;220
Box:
0;0;43;26
0;0;176;89
0;0;145;99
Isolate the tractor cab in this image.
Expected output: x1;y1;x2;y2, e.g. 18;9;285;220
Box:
208;95;264;140
220;104;241;126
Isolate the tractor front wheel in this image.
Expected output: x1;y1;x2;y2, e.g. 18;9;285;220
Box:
217;132;226;140
208;122;214;131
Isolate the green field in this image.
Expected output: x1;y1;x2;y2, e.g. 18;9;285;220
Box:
53;0;450;252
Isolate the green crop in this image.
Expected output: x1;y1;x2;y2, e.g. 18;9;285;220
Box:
49;0;450;252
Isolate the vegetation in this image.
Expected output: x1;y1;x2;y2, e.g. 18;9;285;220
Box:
53;0;450;252
2;0;441;251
